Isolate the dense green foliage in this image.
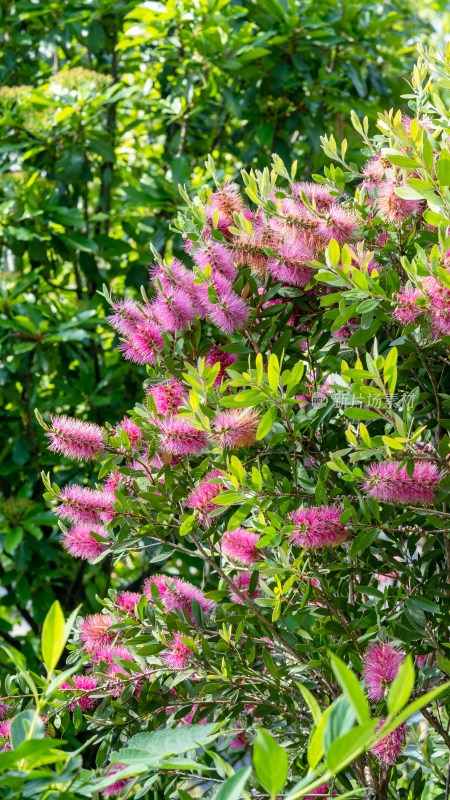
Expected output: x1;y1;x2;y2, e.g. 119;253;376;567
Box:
0;0;429;666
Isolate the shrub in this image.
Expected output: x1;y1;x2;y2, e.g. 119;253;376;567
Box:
3;43;450;800
0;0;429;666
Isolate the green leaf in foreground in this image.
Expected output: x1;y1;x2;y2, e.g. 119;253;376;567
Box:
214;766;252;800
41;600;66;674
253;728;289;800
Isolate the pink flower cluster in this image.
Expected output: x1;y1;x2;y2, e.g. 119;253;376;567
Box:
289;505;349;549
46;415;105;461
361;147;423;223
221;528;261;565
392;267;450;338
185;469;226;524
230;571;261;604
147;378;188;416
188;178;361;297
143;574;215;621
362;460;442;506
362;641;404;701
371;720;407;765
161;634;194;671
61;523;110;561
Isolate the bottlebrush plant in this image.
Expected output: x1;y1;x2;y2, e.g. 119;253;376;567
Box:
4;45;450;800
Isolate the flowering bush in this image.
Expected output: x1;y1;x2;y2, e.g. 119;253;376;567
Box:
4;45;450;800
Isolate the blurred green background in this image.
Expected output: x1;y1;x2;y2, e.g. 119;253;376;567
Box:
0;0;445;672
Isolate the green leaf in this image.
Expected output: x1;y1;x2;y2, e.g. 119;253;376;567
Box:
383;346;397;394
41;600;66;674
325;719;378;772
9;710;45;748
343;408;382;421
385;154;421;169
114;723;220;764
308;706;330;768
227;497;256;529
387;654;415;714
253;728;289;800
349;527;379;558
298;684;322;726
211;490;243;506
214;767;252;800
436;150;450;186
330;656;370;724
328;239;340;267
267;354;280;393
256;406;277;439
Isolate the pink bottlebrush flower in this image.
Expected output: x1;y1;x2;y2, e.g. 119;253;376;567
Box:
180;703;208;726
161;634;193;671
429;308;450;338
291;181;335;209
230;571;260;604
363;642;404;700
143;574;215;619
185;469;226;524
208;181;243;222
305;784;335;798
107;298;148;336
55;485;115;526
204;204;234;234
371;720;407;765
46;415;105;461
105;663;142;699
103;472;120;495
363;155;389;181
289;505;349;549
115;417;143;451
377;178;422;223
221;528;261;566
151;288;197;333
0;703;10;720
211;409;259;450
192;241;237;283
158;417;208;457
118;321;163;365
61;675;99;711
0;718;11;751
79;613;118;654
114;591;142;618
374;554;403;583
422;276;450;337
204;345;238;387
362;460;442;506
402;114;433;135
61;524;110;561
392;287;423;325
229;729;249;750
279;198;319;233
266;240;315;287
318;205;361;244
147;378;188;416
233;229;271;275
101;765;132;798
331;318;358;340
200;275;250;334
150;259;200;312
89;643;133;665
